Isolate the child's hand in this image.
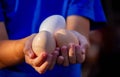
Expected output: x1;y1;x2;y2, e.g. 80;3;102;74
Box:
71;31;89;63
57;31;89;66
23;34;59;74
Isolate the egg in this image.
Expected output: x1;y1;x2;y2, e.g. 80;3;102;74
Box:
32;31;56;56
54;29;79;47
39;15;66;34
32;15;79;56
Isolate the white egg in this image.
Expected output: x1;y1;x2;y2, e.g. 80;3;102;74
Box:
54;29;79;47
39;15;66;34
32;31;56;56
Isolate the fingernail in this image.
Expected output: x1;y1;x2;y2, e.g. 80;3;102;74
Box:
56;47;60;51
41;52;47;58
61;46;67;50
81;49;85;54
28;50;34;58
54;51;59;56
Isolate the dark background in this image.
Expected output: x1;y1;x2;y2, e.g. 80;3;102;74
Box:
82;1;120;77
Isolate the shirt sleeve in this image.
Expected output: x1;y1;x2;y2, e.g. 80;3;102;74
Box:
0;1;5;21
67;0;107;30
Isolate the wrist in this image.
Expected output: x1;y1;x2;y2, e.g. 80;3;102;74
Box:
15;38;28;62
15;34;36;62
66;15;90;39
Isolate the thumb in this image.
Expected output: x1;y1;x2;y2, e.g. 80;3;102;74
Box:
23;34;37;58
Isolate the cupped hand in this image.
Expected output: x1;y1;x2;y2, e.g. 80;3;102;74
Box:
70;31;90;63
58;30;90;66
23;34;59;74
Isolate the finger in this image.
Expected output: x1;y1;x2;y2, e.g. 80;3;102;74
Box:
79;44;87;63
75;45;86;63
57;56;64;65
34;54;53;74
23;34;36;58
55;47;60;51
61;46;69;66
80;49;86;63
24;48;36;59
33;52;47;66
68;43;76;64
49;51;59;70
25;52;47;66
24;45;36;58
28;50;36;59
25;55;34;66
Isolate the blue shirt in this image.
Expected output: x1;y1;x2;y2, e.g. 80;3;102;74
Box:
0;0;106;77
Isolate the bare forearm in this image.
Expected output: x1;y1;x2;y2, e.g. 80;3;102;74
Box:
0;37;28;68
0;22;25;68
66;15;90;38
